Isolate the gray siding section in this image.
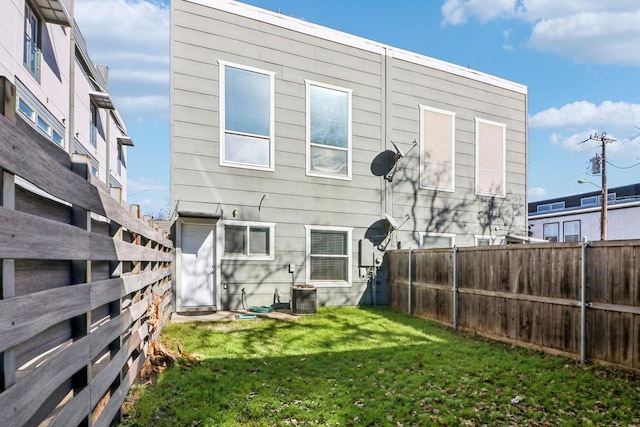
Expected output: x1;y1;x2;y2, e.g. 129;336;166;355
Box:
171;0;527;308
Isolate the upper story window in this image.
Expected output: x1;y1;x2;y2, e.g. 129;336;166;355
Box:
306;80;352;180
90;104;98;147
420;106;455;191
475;118;506;197
219;61;275;171
581;193;615;206
537;201;565;212
23;3;41;82
117;143;125;176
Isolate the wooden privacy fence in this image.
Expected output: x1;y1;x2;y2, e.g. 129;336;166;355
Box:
0;103;173;424
387;242;640;372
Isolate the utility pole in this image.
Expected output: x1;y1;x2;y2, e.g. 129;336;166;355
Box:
583;133;616;240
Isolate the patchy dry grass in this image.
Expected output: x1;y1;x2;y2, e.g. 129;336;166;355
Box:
120;307;639;426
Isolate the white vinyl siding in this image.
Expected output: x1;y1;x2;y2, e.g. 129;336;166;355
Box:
219;61;275;171
306;80;352;180
475;118;506;197
420;106;455;191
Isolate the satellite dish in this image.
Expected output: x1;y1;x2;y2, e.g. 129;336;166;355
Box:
390;140;405;158
384;213;399;231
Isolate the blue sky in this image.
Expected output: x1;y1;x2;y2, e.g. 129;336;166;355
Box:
74;0;640;215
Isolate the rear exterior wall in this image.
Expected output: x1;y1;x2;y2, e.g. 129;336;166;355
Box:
170;0;527;309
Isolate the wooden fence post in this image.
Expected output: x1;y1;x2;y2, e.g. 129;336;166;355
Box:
70;154;92;427
1;169;16;390
580;238;589;364
452;246;459;331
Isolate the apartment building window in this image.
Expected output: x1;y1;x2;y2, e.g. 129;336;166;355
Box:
90;104;98;147
18;99;35;121
563;221;581;242
219;61;275;170
543;223;559;242
117;143;126;176
23;3;41;81
420;232;455;249
420;106;455;191
223;221;275;260
475;118;506;197
306;81;352;180
17;96;64;147
306;226;352;286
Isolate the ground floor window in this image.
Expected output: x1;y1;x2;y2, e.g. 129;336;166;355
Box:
543;223;559;242
420;232;455;249
563;220;581;242
305;225;352;286
223;221;275;260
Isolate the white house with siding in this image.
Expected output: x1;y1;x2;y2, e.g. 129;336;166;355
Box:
0;0;133;197
528;183;640;242
170;0;528;310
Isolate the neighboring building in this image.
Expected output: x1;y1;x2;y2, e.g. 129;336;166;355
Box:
529;183;640;242
170;0;528;310
0;0;133;197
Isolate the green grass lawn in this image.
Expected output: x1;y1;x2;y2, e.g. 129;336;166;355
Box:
121;307;639;427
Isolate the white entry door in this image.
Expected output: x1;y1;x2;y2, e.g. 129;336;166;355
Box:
181;224;216;307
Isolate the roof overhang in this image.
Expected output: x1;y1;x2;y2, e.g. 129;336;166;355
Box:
117;136;134;147
89;91;116;110
176;210;222;220
34;0;71;26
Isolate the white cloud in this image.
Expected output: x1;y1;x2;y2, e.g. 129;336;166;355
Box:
74;0;170;121
128;176;168;196
530;101;640;130
528;186;547;198
441;0;640;67
441;0;517;25
530;101;640;157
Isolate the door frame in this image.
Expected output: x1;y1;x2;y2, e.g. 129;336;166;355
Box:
174;216;222;312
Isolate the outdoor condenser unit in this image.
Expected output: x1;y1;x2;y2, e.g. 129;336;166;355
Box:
290;285;317;315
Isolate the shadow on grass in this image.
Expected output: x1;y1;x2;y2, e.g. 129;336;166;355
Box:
122;307;640;427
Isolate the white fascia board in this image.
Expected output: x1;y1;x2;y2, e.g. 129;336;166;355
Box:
185;0;527;95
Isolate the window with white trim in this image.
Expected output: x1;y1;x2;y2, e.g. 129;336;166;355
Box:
306;80;352;179
420;232;455;249
306;226;352;286
223;221;275;260
543;223;559;242
420;106;455;191
24;3;41;81
563;220;580;243
219;61;275;170
475;118;506;197
474;235;492;246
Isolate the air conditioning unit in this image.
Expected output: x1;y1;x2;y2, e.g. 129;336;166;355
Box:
290;285;317;315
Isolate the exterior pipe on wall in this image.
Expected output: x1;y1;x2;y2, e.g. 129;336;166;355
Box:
452;246;459;331
580;238;589;364
408;248;412;315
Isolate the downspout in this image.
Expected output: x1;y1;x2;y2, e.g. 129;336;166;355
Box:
452;246;459;330
67;0;75;154
580;237;589;363
408;248;412;315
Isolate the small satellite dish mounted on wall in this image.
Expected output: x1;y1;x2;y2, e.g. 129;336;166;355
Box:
379;213;411;251
385;139;417;182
